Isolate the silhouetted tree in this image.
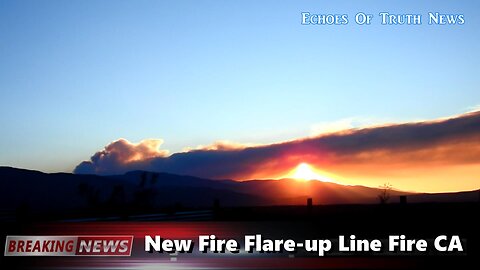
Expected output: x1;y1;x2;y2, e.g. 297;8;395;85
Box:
378;183;392;204
151;173;159;185
139;172;147;188
108;184;126;207
134;172;158;210
77;183;100;207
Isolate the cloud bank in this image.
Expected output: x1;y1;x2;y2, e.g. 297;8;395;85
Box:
74;111;480;192
74;139;169;175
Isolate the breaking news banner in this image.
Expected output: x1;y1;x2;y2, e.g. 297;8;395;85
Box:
5;236;133;256
0;0;479;269
2;234;465;257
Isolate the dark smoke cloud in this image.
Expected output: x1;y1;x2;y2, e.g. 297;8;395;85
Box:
74;111;480;180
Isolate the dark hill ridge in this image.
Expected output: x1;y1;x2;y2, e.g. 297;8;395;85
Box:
0;167;478;215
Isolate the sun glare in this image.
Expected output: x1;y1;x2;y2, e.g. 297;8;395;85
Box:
290;163;334;182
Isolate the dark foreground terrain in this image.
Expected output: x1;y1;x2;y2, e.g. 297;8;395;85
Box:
1;167;478;269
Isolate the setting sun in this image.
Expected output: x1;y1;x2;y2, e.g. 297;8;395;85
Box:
289;163;334;182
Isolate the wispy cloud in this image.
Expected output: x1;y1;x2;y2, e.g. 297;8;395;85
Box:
182;140;257;152
309;116;391;136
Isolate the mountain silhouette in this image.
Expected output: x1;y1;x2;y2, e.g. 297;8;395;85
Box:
0;167;477;217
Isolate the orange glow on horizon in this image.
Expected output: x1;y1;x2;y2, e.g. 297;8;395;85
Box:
286;163;337;183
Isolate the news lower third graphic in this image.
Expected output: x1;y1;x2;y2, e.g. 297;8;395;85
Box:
4;234;463;257
1;0;479;269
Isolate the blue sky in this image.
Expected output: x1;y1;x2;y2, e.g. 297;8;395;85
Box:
0;0;479;172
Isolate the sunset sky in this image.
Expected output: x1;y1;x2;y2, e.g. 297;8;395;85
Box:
1;1;479;193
